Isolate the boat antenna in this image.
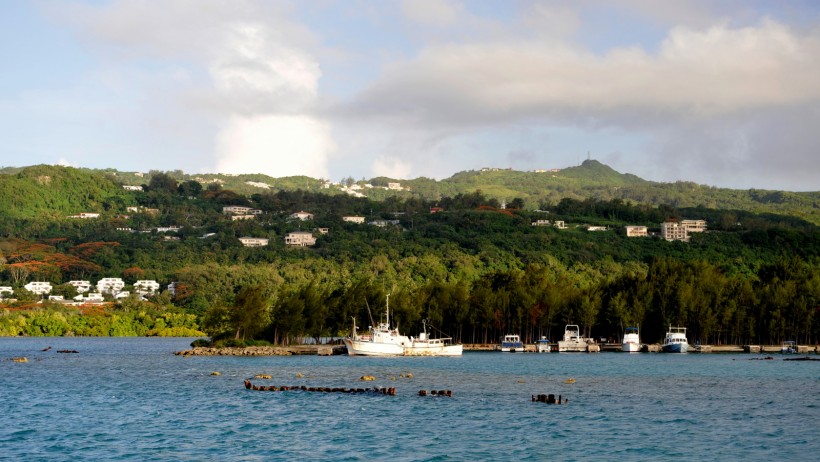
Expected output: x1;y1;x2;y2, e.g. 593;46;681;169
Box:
364;298;375;327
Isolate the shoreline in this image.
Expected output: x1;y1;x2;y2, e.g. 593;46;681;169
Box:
174;343;819;356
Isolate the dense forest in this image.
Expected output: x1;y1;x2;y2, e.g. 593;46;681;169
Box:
0;164;818;346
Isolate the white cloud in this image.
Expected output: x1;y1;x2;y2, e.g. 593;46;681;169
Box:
401;0;463;27
371;155;412;179
55;158;75;167
215;115;333;178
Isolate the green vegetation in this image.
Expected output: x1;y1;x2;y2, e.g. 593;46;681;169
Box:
0;164;817;345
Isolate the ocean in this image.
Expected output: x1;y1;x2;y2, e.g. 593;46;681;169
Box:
1;337;818;461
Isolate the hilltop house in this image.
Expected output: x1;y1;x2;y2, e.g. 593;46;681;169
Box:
239;237;270;247
289;211;314;221
342;216;365;224
97;278;125;295
68;280;92;293
133;280;160;296
624;226;648;237
285;231;316;247
24;281;53;295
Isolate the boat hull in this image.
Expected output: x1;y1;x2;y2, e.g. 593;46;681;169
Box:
343;338;463;356
558;340;589;352
661;343;689;353
621;342;641;352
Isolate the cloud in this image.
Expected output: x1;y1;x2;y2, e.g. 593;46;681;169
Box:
215;115;333;178
401;0;463;27
53;0;333;178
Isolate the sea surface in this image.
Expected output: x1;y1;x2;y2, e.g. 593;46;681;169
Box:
1;337;818;461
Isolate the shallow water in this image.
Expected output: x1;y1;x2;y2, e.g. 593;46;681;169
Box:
1;337;818;461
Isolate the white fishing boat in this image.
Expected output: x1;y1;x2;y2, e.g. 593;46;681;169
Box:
780;341;797;354
535;336;551;353
557;325;592;352
661;326;688;353
500;334;524;352
343;295;462;356
622;326;641;352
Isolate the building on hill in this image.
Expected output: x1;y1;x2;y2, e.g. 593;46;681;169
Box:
68;280;92;293
0;286;14;297
624;226;648;237
122;185;143;191
681;219;707;233
661;222;689;242
285;231;316;247
68;212;100;219
369;219;401;228
586;226;608;231
231;214;256;221
97;278;125;295
25;281;53;295
342;216;365;224
134;280;160;296
289;211;314;221
387;182;402;190
239;237;270;247
532;219;551;226
553;221;567;229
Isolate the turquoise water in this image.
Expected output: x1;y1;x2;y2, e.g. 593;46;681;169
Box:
1;338;818;461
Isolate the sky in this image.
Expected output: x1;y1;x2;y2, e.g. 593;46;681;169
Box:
1;0;819;191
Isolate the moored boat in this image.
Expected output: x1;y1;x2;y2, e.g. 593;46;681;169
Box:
343;296;462;356
535;336;551;353
780;341;797;354
557;325;592;352
661;326;688;353
622;327;641;352
500;334;524;352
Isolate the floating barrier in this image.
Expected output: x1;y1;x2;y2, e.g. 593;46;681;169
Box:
244;380;396;395
532;394;568;405
417;389;452;397
254;374;272;379
359;375;376;381
57;350;79;354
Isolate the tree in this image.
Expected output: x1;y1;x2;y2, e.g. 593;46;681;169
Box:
147;172;178;194
230;285;270;340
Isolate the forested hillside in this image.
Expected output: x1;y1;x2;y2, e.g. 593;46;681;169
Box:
0;165;817;345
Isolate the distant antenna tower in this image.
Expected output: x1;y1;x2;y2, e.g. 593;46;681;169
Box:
587;151;591;161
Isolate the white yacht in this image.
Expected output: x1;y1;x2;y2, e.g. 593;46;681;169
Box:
622;327;641;352
661;326;688;353
343;295;462;356
500;334;524;352
558;325;592;352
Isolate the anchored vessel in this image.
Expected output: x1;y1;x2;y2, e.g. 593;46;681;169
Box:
622;327;641;352
535;336;551;353
558;325;592;352
343;295;462;356
662;326;689;353
780;341;797;354
500;334;525;352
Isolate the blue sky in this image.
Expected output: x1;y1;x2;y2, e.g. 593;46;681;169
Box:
1;0;819;190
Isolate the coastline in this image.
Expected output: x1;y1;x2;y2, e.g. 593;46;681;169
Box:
173;343;819;356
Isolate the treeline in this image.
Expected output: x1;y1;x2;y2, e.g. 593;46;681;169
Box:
0;302;204;337
185;256;819;347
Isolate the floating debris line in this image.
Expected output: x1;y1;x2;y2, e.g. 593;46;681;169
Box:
532;394;568;404
243;380;397;395
417;390;453;397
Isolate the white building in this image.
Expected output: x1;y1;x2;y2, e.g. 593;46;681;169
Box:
231;214;256;221
122;185;144;191
68;280;92;294
167;282;178;296
387;182;402;190
285;231;316;247
239;237;270;247
0;286;14;296
624;226;648;237
155;226;181;233
74;293;104;302
97;278;125;295
553;221;567;229
133;280;160;296
68;212;100;219
24;281;53;295
342;216;365;224
289;211;314;221
223;206;252;214
369;219;400;228
661;222;689;242
587;226;608;231
681;219;707;233
532;220;551;226
48;295;65;301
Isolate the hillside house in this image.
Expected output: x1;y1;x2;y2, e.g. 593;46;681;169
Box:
97;278;125;295
661;222;689;242
624;226;648;237
68;212;100;219
553;221;567;229
369;219;401;228
122;185;143;191
681;219;707;233
239;237;270;247
134;280;160;296
68;280;92;293
342;216;365;224
231;214;256;221
285;232;316;247
532;220;551;226
0;286;14;297
587;226;608;231
24;281;53;295
289;211;314;221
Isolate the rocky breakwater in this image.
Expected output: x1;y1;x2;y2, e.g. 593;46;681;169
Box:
175;345;346;356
